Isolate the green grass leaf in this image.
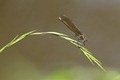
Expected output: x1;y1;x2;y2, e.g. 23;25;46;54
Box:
0;31;105;71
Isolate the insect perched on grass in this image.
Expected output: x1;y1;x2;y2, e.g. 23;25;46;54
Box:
59;15;87;45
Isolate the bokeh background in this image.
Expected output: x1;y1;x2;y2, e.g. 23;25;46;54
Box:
0;0;120;80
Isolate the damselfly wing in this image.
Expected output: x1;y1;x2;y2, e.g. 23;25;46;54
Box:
59;15;87;45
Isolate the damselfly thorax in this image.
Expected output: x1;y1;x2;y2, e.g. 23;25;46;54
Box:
59;15;87;45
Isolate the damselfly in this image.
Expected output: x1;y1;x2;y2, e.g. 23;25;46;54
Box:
59;15;87;45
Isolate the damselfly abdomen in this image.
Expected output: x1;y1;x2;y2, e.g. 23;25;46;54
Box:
59;15;87;45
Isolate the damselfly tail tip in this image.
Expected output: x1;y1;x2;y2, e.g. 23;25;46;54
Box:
58;17;62;20
58;15;67;20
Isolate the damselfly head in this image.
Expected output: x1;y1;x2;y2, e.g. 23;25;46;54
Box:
75;34;87;46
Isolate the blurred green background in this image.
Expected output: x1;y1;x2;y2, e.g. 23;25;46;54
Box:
0;0;120;80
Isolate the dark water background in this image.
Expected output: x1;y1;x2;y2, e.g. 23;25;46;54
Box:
0;0;120;79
